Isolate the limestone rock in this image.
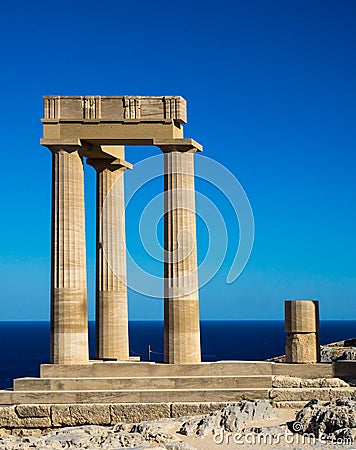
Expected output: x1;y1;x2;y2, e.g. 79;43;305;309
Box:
321;346;356;362
101;430;143;447
221;401;276;432
294;398;356;437
332;426;356;442
0;418;198;449
132;447;166;450
164;443;197;450
179;400;276;436
243;424;288;436
44;425;110;447
130;421;179;444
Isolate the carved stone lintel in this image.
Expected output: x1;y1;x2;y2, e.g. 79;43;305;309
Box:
123;97;141;120
82;96;101;120
42;96;187;123
44;96;60;119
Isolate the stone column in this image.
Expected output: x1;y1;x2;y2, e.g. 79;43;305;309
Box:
285;300;320;363
49;145;89;364
158;142;202;364
87;156;132;360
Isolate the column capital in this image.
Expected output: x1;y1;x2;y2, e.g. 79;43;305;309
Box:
154;138;203;153
87;157;133;172
40;139;82;153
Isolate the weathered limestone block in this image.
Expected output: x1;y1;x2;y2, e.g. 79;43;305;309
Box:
272;375;350;388
270;387;355;402
110;403;171;424
0;406;51;428
286;332;319;363
171;402;227;417
270;388;332;402
15;404;50;418
51;404;111;427
300;378;350;388
272;375;302;388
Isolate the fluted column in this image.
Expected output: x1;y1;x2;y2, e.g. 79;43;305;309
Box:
159;143;202;364
88;157;132;360
50;146;89;364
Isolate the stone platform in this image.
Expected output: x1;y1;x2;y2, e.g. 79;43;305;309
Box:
0;361;355;432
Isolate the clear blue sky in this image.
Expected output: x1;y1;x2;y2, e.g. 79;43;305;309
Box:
0;0;355;321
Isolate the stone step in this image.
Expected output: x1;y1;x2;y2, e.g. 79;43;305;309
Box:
1;385;355;407
272;363;333;378
14;375;272;391
0;388;270;405
40;361;273;378
270;387;356;402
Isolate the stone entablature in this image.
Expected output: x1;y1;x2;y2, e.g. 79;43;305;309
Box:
43;96;187;124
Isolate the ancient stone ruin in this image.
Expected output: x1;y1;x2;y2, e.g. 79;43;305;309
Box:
285;300;320;363
0;95;354;434
42;95;201;365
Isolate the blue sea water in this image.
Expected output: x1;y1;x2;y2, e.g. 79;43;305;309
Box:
0;320;355;389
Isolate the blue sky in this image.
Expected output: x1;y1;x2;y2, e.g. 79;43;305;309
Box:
0;0;355;321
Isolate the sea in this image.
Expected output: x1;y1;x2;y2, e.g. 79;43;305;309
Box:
0;320;355;389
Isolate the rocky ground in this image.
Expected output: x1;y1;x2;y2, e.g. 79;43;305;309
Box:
321;339;356;363
0;399;355;449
